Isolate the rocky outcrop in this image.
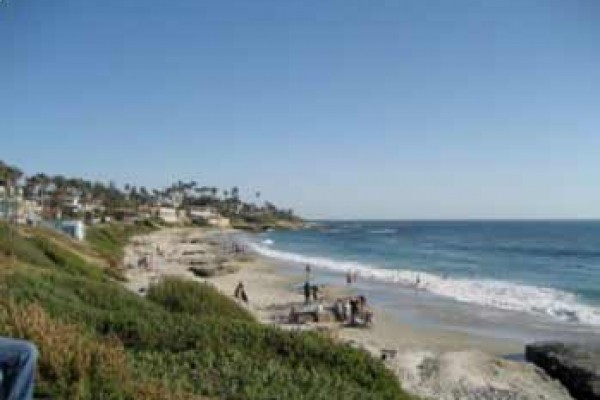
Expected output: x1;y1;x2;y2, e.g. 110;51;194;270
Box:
391;350;572;400
188;262;240;278
526;342;600;400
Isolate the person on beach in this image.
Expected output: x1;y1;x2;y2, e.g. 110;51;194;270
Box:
344;299;351;322
311;285;319;302
0;337;38;400
346;270;352;285
415;274;421;288
358;295;366;312
303;280;311;304
234;281;248;303
352;270;359;283
234;281;243;298
349;298;359;325
288;306;298;324
334;300;344;321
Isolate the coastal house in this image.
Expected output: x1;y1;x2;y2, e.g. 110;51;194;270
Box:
0;186;40;224
57;220;86;241
40;219;86;241
159;206;180;224
189;206;230;228
61;194;83;214
82;200;105;214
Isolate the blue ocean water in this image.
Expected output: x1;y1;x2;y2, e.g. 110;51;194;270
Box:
248;220;600;327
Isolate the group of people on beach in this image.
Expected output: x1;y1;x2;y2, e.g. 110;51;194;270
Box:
294;264;373;327
334;295;372;326
230;242;245;254
346;269;359;285
303;280;321;304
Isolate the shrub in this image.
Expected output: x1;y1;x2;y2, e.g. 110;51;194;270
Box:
146;277;253;321
86;222;157;263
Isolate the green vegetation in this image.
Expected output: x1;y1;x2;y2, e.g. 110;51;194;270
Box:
0;222;412;399
147;277;254;321
86;220;158;267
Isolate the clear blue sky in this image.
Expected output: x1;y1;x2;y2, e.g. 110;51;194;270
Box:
2;1;599;219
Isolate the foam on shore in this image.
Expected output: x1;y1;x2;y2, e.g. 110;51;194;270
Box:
247;241;600;327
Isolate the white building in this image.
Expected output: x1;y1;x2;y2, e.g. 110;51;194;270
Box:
58;220;86;241
0;186;39;224
159;206;180;224
189;207;230;228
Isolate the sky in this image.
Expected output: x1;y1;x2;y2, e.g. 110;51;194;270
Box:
1;0;599;219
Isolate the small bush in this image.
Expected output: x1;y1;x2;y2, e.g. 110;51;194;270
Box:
147;277;253;321
86;222;157;262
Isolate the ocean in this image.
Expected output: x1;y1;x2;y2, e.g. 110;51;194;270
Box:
244;220;600;340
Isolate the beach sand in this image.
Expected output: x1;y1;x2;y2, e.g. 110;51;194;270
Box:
123;227;573;400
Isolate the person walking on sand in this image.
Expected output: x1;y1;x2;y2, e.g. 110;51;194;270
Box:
0;337;38;400
303;280;311;304
346;270;352;285
234;281;248;303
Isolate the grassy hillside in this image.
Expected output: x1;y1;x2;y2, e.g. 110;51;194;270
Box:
86;221;159;266
0;222;412;399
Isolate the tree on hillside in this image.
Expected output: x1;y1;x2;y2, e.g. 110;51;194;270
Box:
0;160;23;187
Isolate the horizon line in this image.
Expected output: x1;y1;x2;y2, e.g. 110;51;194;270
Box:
308;218;600;222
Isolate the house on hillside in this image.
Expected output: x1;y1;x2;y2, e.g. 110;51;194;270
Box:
159;206;180;224
61;194;82;214
57;220;86;241
0;186;40;224
189;206;230;228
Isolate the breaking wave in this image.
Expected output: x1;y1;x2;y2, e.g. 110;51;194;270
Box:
247;242;600;326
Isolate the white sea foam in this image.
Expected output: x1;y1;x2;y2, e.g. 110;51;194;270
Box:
247;242;600;326
261;239;274;246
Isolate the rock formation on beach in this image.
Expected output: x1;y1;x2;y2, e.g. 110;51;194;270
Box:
526;342;600;400
391;349;572;400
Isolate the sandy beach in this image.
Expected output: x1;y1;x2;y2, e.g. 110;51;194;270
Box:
123;227;573;400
